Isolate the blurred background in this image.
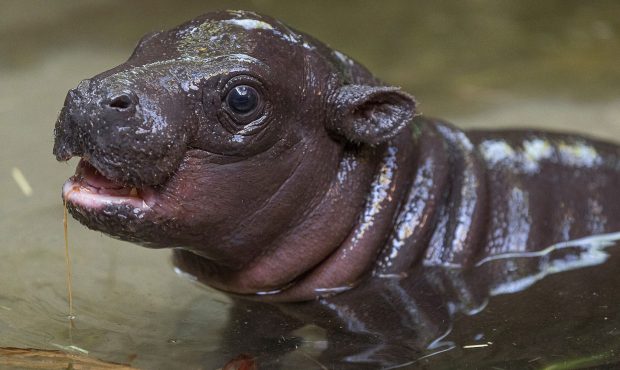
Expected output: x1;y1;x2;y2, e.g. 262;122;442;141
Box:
1;1;619;368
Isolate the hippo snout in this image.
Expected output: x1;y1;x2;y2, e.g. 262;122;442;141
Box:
54;85;142;161
53;72;193;188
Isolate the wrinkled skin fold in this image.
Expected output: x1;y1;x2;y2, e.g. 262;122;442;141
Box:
54;11;620;304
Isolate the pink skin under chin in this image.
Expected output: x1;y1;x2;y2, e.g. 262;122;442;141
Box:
62;160;153;210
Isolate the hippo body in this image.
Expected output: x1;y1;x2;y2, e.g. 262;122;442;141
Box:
53;10;620;305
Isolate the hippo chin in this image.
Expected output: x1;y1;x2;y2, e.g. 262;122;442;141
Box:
53;10;620;302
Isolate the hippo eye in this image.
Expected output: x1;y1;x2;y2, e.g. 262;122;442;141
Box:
216;77;269;132
226;85;260;116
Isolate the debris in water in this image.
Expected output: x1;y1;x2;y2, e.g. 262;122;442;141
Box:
11;167;32;196
0;347;137;369
463;344;490;349
220;354;257;370
51;343;89;355
64;200;75;325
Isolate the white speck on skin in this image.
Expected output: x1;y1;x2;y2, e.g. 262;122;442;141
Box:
333;50;354;66
479;140;516;165
223;19;274;31
521;138;554;172
302;41;315;50
479;138;602;173
558;141;602;167
523;138;553;161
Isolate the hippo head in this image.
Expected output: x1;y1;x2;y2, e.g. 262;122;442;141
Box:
54;11;415;296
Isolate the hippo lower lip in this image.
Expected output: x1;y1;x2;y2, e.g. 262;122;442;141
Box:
63;159;154;210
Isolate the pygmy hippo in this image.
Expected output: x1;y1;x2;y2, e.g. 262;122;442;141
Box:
53;11;620;302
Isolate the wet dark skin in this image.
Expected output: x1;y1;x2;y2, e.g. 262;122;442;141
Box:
54;11;620;302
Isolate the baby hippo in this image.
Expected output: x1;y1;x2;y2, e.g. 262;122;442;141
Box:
53;10;620;302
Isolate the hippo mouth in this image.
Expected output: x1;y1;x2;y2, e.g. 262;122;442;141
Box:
63;159;156;210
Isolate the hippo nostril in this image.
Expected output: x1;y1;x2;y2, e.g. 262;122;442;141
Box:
108;94;135;110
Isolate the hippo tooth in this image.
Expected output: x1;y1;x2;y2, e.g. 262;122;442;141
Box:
129;187;138;197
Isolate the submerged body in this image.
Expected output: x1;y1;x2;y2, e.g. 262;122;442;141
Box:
53;11;620;302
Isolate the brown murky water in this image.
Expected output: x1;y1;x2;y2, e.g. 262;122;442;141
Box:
1;1;619;369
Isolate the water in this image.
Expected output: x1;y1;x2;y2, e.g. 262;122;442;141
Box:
1;1;619;368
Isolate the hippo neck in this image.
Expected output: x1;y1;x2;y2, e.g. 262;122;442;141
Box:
269;129;418;301
275;119;489;301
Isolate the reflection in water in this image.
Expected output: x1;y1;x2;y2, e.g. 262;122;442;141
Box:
172;234;620;369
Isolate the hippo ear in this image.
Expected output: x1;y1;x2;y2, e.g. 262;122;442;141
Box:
328;85;416;145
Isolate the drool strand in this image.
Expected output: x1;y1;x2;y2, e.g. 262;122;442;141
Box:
63;199;75;329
